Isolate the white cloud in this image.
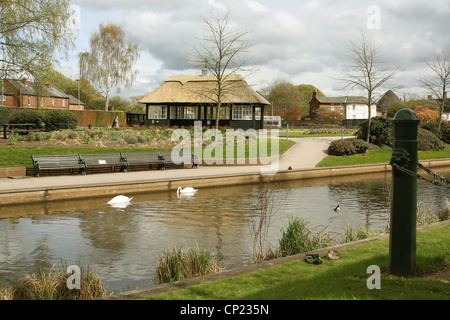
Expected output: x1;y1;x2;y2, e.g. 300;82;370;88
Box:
62;0;450;99
246;0;269;12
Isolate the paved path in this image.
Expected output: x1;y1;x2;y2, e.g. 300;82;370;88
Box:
0;137;341;193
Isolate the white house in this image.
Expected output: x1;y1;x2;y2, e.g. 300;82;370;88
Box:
309;91;377;120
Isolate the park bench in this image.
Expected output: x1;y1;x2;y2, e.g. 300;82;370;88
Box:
78;153;128;174
31;154;87;177
3;123;44;139
120;152;166;171
158;151;200;169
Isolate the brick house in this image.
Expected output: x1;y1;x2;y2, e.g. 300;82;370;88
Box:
309;90;377;121
0;78;83;110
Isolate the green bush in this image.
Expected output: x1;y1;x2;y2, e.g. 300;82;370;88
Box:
328;138;369;156
357;116;393;147
0;106;11;125
417;128;445;151
43;110;78;131
438;124;450;144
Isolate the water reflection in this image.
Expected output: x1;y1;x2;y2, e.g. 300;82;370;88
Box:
0;170;449;293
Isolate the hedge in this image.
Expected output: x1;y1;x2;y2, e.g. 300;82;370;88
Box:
1;106;127;128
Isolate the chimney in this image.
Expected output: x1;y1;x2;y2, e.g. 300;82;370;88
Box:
312;90;317;100
22;78;28;86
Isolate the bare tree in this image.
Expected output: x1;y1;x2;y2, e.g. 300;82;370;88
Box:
339;33;400;142
418;51;450;131
79;23;139;111
192;10;253;131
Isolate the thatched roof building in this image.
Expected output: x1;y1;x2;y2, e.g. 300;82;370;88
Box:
139;75;270;129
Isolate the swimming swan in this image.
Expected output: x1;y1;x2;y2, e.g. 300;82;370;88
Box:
108;195;133;205
177;187;198;195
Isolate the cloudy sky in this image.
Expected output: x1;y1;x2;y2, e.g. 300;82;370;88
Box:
60;0;450;101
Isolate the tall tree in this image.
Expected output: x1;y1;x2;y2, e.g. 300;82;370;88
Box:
192;10;253;130
417;51;450;131
339;33;400;142
267;81;323;123
0;0;75;80
79;23;140;111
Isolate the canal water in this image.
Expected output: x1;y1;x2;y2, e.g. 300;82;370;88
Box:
0;170;449;293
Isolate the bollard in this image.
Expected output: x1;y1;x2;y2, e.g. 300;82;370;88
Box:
389;108;419;277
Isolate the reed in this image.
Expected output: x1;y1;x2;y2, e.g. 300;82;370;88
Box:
344;224;380;243
278;217;334;257
0;264;106;300
155;242;223;285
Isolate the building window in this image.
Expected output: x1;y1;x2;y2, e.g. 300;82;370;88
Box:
169;106;198;119
41;97;44;107
28;96;31;106
52;98;55;107
207;106;230;120
255;107;261;120
148;105;167;119
232;105;253;120
62;99;66;108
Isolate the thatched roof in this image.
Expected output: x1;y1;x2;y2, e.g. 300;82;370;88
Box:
377;90;401;107
139;74;270;105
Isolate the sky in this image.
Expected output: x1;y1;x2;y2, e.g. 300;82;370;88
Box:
59;0;450;101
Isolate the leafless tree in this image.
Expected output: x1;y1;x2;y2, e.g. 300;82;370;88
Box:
418;51;450;131
192;10;253;131
79;23;139;111
339;33;400;142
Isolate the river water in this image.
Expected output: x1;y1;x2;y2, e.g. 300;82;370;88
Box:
0;170;449;293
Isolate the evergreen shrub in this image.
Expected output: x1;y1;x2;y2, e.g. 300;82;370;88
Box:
328;138;369;156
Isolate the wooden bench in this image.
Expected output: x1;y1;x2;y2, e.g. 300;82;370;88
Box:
31;154;87;177
158;151;200;168
3;124;44;139
120;152;166;170
78;153;127;173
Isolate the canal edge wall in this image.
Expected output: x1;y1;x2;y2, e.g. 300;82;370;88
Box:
1;159;450;206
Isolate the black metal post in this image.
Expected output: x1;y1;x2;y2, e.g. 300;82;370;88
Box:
389;108;420;277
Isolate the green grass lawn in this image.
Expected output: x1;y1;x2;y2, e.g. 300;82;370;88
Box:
143;224;449;300
0;140;295;168
317;149;450;167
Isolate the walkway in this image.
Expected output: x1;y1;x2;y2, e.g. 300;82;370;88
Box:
0;137;341;194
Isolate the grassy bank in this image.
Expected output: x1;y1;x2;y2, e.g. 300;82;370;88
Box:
317;149;450;167
141;224;449;300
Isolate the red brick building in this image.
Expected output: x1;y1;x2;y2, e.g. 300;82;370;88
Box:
0;78;84;110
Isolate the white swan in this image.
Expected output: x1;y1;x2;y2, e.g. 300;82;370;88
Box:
108;195;133;205
177;187;198;196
